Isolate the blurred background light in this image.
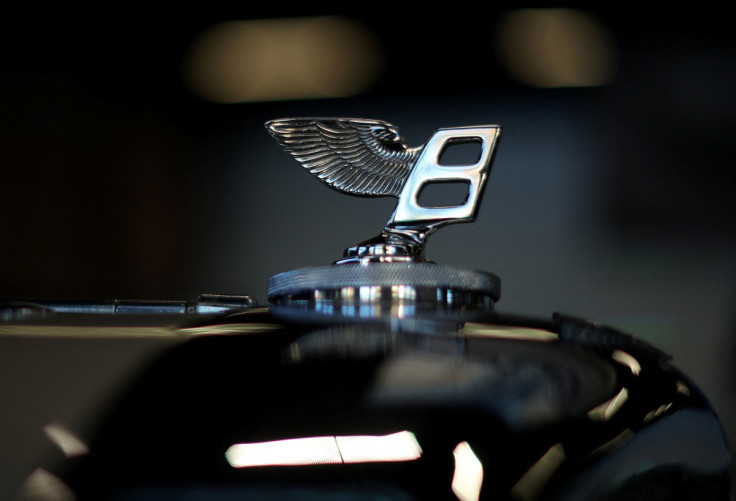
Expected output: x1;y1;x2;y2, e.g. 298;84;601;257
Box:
495;8;617;88
183;16;384;103
12;468;76;501
42;423;89;458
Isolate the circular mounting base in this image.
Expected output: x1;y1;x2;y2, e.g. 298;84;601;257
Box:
268;263;500;321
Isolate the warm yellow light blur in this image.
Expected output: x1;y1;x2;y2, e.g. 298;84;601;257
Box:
15;468;77;501
511;443;566;501
460;323;557;341
495;8;617;88
612;349;641;376
452;442;484;501
0;325;173;338
587;387;629;422
184;16;384;103
43;423;89;458
178;323;281;336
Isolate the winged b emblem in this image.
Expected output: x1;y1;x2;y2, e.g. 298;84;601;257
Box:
266;117;501;259
265;118;422;197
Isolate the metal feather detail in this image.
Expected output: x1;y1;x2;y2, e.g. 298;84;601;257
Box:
266;118;422;197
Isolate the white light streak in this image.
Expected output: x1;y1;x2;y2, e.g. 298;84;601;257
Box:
676;380;691;396
452;442;484;501
183;16;383;103
226;431;422;468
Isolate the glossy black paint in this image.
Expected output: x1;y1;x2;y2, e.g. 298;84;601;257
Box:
50;310;731;500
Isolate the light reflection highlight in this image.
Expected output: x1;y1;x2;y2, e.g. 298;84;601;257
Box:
587;387;629;422
184;16;383;103
644;402;673;423
14;468;77;501
43;423;89;458
511;443;566;501
226;431;422;468
459;323;557;341
612;349;641;376
452;442;483;501
178;323;281;336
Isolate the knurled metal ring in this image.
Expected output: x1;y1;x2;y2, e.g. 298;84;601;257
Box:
268;263;501;302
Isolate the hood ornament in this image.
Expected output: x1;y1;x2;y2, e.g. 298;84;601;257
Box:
266;118;501;261
266;118;502;320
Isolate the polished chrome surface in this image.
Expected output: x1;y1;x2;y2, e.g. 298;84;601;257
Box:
268;264;500;300
271;286;495;323
389;126;500;229
267;119;503;314
0;294;257;321
267;118;501;262
266;118;420;197
268;263;500;321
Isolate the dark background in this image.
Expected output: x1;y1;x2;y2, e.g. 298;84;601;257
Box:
1;4;735;497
